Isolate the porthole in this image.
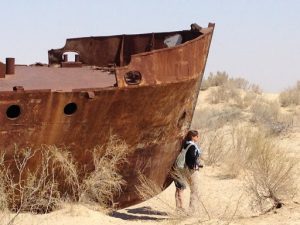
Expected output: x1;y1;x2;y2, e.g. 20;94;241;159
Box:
64;102;77;115
6;105;21;119
124;71;142;85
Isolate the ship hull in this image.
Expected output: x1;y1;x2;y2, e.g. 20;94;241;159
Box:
0;24;214;208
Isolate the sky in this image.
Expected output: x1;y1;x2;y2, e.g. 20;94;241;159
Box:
0;0;299;92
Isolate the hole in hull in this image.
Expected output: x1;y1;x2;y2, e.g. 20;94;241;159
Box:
64;103;77;115
6;105;21;119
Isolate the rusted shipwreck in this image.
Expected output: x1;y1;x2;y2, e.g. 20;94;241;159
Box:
0;23;214;208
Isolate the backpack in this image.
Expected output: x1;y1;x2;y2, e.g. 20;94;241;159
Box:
175;143;193;169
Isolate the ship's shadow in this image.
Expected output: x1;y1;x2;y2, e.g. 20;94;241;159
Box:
110;206;168;221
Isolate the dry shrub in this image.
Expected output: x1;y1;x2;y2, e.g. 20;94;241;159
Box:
208;85;261;110
228;77;249;90
191;106;242;130
0;145;80;214
201;129;230;166
294;107;300;126
201;71;229;90
0;152;8;211
80;135;128;209
279;81;300;107
6;147;59;213
219;125;297;212
241;91;259;108
250;99;293;135
208;85;243;105
250;98;280;122
0;135;129;215
244;135;297;212
220;126;256;178
136;172;165;202
250;84;263;94
43;145;80;199
201;72;262;109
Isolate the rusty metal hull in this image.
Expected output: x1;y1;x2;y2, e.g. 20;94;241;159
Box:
0;23;214;208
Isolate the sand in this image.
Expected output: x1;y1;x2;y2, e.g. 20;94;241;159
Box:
2;89;300;225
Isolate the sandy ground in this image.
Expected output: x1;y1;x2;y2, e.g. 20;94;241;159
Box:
1;90;300;225
3;160;299;225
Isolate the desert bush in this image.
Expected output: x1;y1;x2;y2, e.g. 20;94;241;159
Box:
0;145;80;214
201;129;230;166
250;99;293;135
228;77;249;90
201;71;229;90
279;81;300;107
219;126;297;212
207;84;243;105
136;172;165;203
244;135;297;212
43;145;80;199
192;106;242;131
0;135;129;215
5;147;60;213
80;135;128;209
250;99;280;123
201;71;262;93
250;84;263;94
220;126;256;178
208;85;262;110
241;91;258;108
0;152;7;211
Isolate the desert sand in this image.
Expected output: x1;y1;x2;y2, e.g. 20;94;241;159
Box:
1;87;300;225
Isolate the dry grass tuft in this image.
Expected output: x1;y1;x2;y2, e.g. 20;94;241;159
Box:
191;106;242;131
206;83;260;109
80;135;128;209
0;135;129;217
201;71;229;90
6;146;60;213
0;152;8;211
200;129;230;166
207;85;242;105
216;125;297;212
279;81;300;107
243;135;297;213
201;72;262;110
41;145;80;200
1;145;80;214
136;172;165;202
219;125;256;178
250;98;293;135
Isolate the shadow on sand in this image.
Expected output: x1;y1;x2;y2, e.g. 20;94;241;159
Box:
110;206;168;221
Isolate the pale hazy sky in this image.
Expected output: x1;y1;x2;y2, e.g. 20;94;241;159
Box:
0;1;299;92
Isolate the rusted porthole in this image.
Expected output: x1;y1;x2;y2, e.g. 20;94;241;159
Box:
64;102;77;115
124;71;142;85
6;105;21;119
